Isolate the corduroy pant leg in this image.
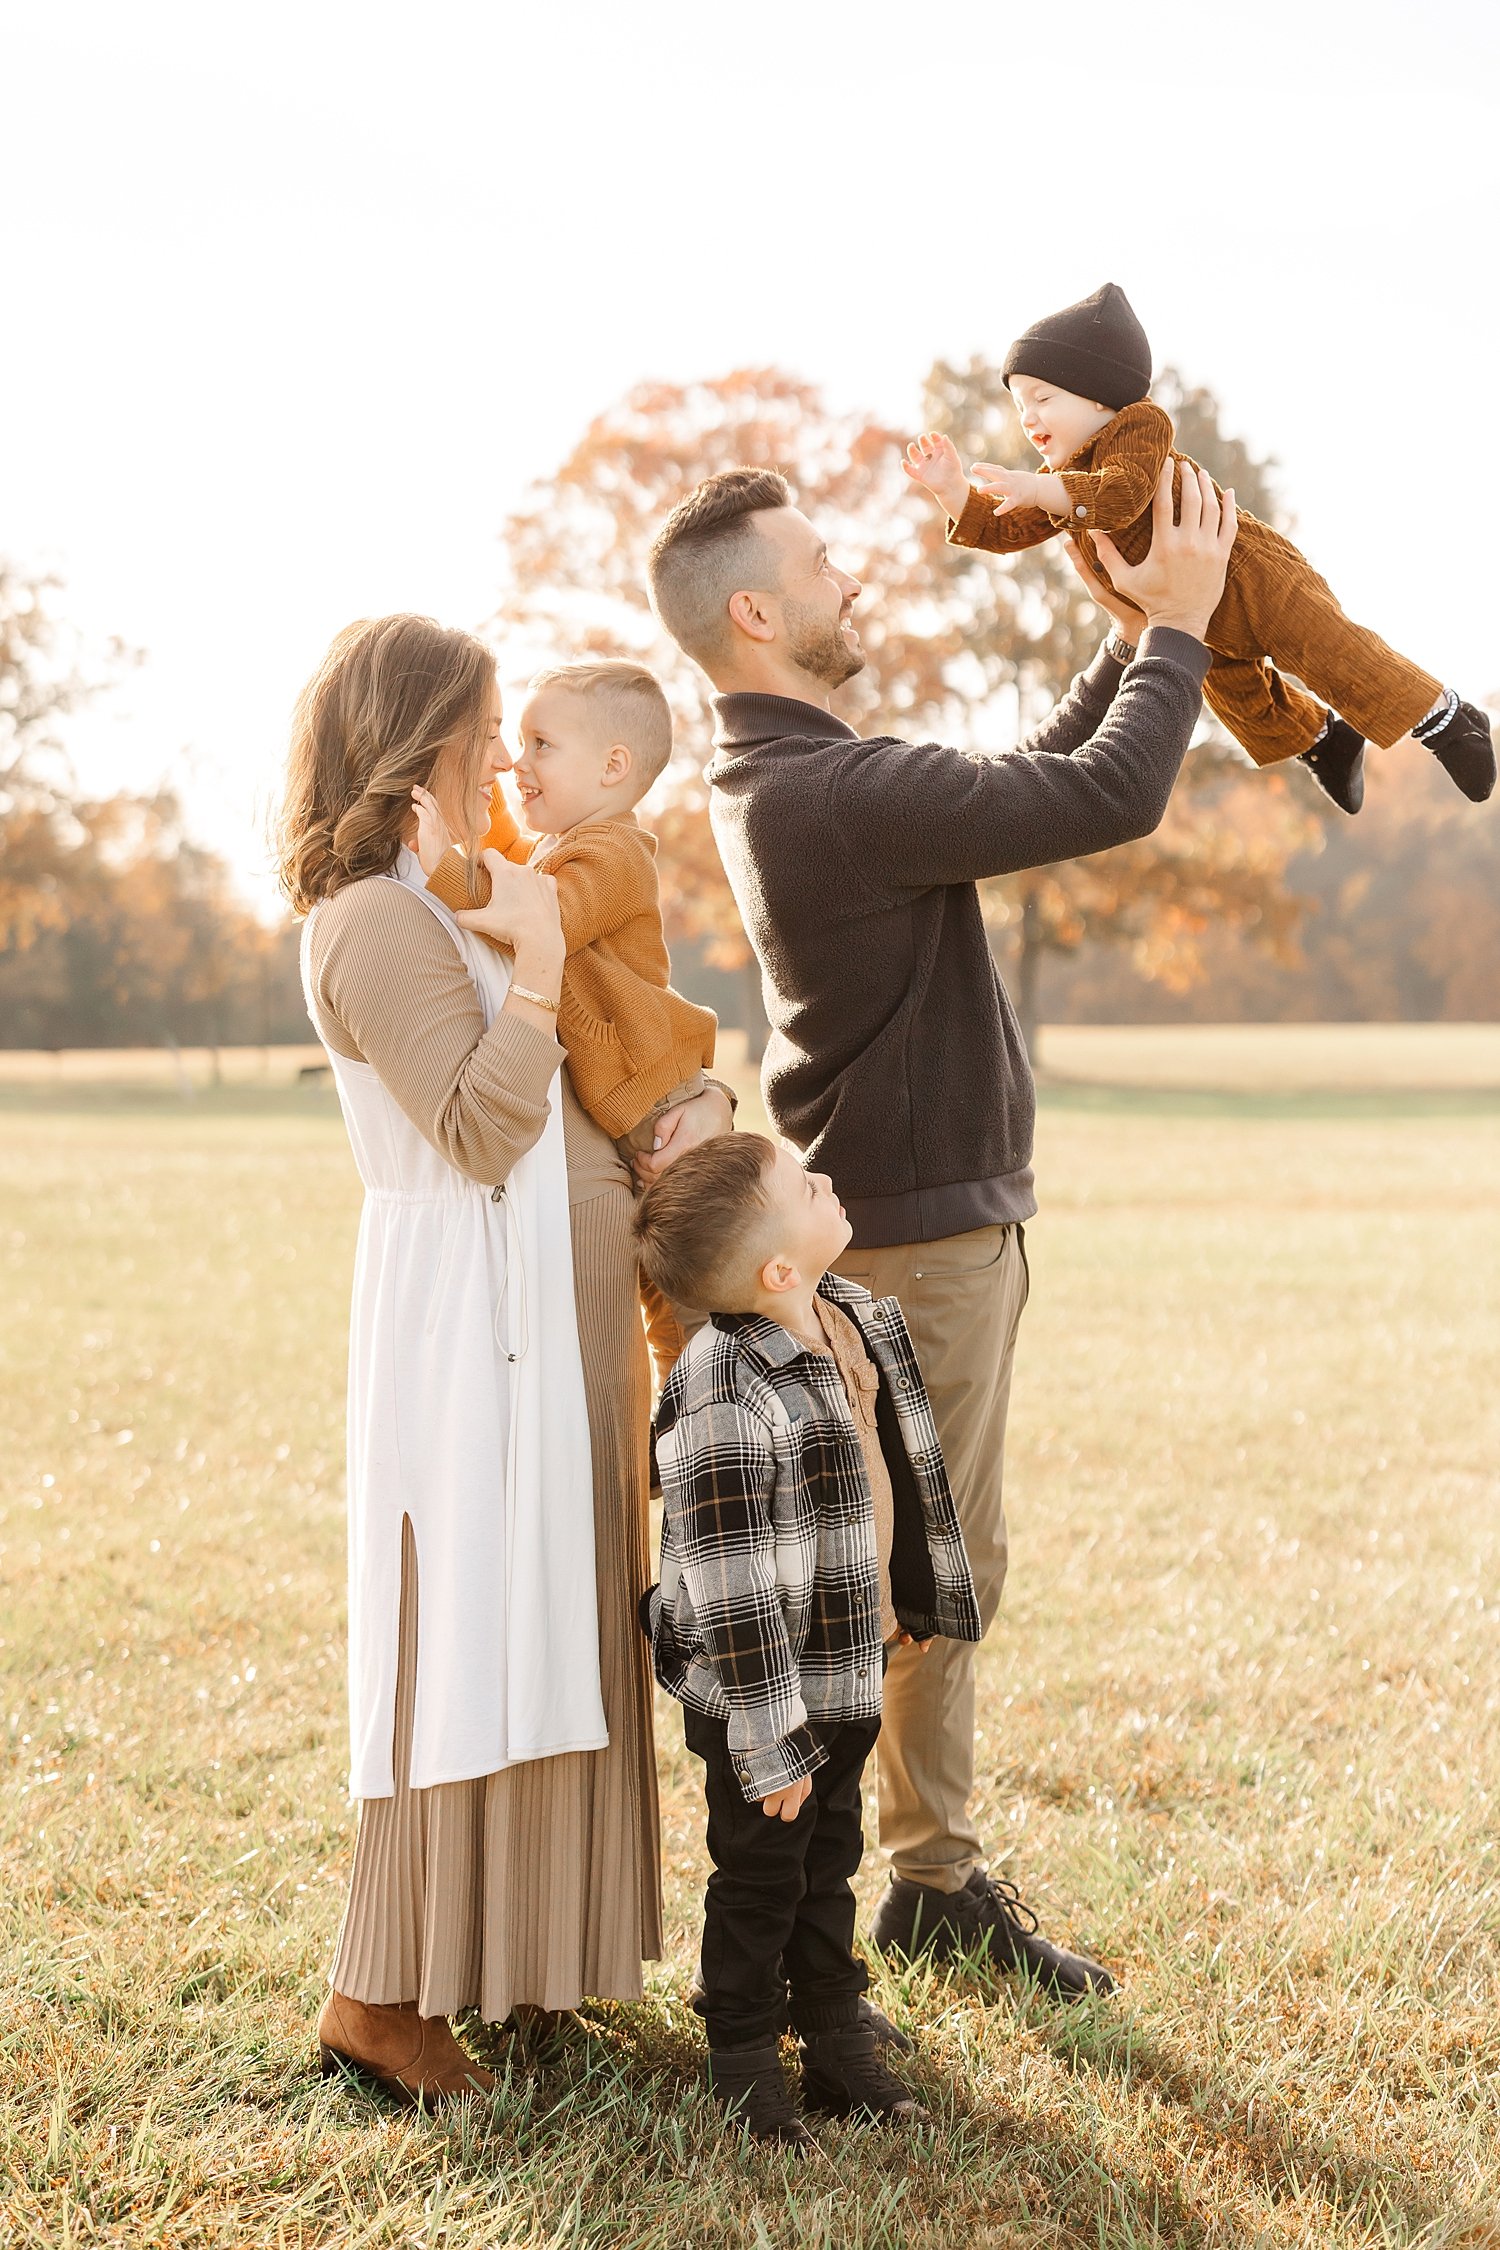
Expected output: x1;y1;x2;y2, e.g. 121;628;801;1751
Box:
1204;653;1327;767
1263;582;1441;751
831;1223;1029;1894
1209;527;1441;756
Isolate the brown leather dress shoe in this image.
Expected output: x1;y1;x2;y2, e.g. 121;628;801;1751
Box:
317;1991;494;2106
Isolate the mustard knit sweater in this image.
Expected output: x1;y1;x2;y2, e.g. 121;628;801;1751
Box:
427;790;717;1143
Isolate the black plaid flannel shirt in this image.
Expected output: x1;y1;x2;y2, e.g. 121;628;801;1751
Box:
646;1271;981;1802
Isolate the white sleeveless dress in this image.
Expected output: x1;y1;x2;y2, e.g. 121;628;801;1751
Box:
304;851;606;1798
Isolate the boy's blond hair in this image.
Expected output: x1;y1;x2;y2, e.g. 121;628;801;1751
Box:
529;659;674;792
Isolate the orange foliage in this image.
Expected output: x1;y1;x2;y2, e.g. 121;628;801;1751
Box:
485;367;1339;1033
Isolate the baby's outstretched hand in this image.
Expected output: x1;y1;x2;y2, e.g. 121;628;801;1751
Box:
970;462;1039;515
902;430;971;520
410;784;453;878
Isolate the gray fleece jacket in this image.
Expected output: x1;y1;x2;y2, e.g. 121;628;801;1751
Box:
706;627;1211;1248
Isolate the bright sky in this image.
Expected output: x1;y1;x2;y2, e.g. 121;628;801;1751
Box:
6;0;1497;913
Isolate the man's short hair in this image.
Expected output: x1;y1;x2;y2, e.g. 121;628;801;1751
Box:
648;469;792;671
528;658;674;788
634;1132;780;1311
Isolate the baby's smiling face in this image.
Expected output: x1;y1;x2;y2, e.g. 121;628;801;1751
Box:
1008;374;1117;469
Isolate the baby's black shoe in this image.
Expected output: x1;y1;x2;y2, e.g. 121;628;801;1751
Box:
1299;715;1366;813
799;2021;932;2128
706;2040;815;2150
1416;696;1496;802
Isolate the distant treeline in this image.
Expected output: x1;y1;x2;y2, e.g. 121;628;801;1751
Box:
0;791;310;1050
1;755;1495;1053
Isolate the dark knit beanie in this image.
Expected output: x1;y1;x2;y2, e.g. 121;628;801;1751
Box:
1002;282;1152;411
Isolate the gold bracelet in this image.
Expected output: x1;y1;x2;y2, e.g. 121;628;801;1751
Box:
509;984;559;1014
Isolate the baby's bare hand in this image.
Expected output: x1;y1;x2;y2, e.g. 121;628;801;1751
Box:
970;462;1036;514
902;430;970;519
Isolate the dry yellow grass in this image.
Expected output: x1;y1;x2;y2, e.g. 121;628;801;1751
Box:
2;1028;1498;2247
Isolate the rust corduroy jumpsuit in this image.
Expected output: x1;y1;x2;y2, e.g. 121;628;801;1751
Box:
948;399;1439;764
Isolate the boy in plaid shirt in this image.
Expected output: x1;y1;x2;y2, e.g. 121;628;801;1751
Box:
636;1134;982;2148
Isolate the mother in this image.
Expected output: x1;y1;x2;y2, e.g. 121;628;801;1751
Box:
279;614;731;2101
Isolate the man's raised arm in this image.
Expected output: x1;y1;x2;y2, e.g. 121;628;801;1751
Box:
834;467;1234;890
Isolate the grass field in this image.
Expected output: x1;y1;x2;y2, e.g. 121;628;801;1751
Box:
3;1027;1499;2249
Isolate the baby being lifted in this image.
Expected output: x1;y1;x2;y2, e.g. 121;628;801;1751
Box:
904;282;1495;815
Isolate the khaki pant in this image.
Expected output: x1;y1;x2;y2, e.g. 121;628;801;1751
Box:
832;1222;1029;1894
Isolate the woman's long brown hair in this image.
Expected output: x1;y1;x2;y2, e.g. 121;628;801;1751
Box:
277;614;495;915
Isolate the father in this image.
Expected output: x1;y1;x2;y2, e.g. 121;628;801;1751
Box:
647;460;1234;2000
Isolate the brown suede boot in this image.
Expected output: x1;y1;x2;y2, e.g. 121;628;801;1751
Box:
317;1992;494;2106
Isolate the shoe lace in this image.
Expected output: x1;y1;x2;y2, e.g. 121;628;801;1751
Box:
981;1876;1040;1935
729;2064;798;2129
838;2043;913;2106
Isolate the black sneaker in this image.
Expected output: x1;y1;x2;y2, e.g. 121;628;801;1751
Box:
1299;714;1366;813
1420;699;1496;802
706;2040;815;2149
799;2022;931;2127
871;1869;1116;1999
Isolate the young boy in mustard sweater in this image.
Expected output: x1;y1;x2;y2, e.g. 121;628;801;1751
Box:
904;282;1495;816
414;658;719;1372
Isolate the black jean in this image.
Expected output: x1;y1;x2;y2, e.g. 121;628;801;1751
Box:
683;1704;881;2049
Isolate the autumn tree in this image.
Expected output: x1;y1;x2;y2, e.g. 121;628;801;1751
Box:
0;565;306;1053
488;365;1320;1061
488;371;951;1054
0;560;135;949
0;787;304;1051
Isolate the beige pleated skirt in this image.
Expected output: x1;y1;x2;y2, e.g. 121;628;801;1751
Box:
331;1082;663;2020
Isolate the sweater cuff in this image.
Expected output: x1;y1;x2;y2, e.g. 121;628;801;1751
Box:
1136;624;1212;686
472;1008;563;1104
946;488;994;550
1059;469;1105;527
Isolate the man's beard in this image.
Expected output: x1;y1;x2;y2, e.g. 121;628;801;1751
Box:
783;595;866;690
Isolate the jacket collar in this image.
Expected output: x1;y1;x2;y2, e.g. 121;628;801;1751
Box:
711;691;861;756
711;1271;878;1373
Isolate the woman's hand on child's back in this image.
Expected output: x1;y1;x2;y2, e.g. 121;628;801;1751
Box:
760;1774;813;1822
454;852;564;991
632;1086;734;1185
902;431;971;521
